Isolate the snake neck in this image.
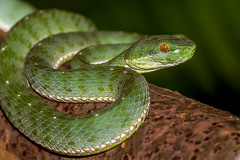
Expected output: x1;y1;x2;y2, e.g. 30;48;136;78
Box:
102;51;129;68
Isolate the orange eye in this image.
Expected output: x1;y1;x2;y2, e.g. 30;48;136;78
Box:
160;43;169;53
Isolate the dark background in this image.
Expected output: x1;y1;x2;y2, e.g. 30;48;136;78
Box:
25;0;240;115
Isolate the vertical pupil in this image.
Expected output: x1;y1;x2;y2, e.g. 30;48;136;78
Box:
160;43;169;53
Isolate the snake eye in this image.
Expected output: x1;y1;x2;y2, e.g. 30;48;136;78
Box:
160;43;169;53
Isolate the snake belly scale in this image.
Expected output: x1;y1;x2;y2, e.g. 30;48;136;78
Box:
0;9;196;156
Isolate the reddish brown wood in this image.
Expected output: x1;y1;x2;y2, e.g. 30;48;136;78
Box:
0;30;5;43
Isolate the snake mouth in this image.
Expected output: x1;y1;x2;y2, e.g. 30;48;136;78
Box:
125;61;163;72
126;51;195;73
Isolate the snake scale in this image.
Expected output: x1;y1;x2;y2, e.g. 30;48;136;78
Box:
0;7;196;156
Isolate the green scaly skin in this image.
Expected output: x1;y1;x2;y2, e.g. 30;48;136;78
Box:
0;0;36;32
0;9;196;156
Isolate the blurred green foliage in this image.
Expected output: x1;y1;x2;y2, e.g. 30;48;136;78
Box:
25;0;240;114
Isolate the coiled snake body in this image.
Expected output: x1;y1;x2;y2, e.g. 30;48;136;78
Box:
0;9;195;156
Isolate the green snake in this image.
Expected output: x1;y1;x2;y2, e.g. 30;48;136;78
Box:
0;6;196;156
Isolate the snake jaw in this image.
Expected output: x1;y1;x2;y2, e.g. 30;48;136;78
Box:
124;34;196;73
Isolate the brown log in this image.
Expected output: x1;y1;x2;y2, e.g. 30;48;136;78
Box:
0;30;5;43
1;31;240;160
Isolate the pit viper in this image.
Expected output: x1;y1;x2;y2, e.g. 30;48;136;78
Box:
0;5;196;156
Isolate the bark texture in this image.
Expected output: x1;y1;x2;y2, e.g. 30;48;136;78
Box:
1;32;240;160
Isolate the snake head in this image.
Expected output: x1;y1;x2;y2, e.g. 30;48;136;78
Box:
124;34;196;73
